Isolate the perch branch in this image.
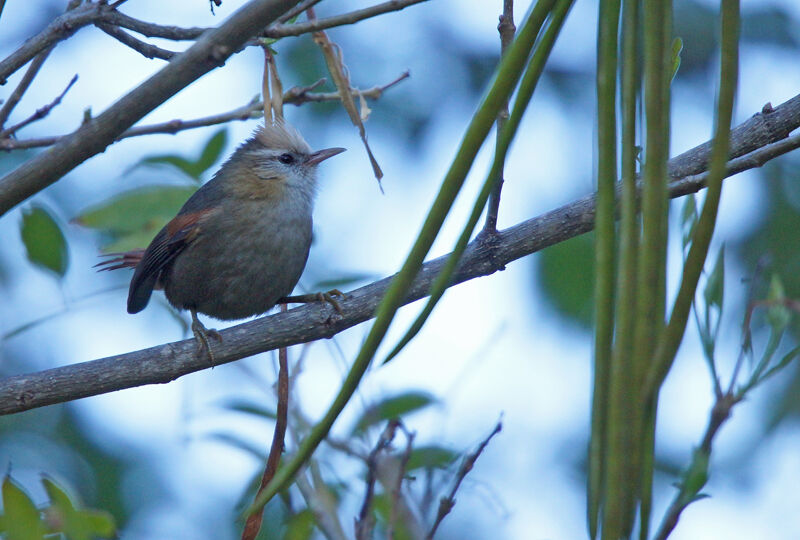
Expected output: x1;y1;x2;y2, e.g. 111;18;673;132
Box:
0;96;800;415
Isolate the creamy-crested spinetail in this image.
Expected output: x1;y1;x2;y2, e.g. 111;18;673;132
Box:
100;122;345;359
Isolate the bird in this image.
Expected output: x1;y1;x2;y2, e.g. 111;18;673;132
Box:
98;122;345;361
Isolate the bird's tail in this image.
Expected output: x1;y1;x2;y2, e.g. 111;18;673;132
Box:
94;249;145;272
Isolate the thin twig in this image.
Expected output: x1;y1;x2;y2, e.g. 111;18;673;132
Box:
265;0;430;39
96;22;177;60
275;0;323;23
0;74;77;138
0;47;54;129
484;0;516;232
102;0;429;42
241;305;290;540
0;2;106;84
0;74;409;150
427;420;502;539
356;420;400;540
1;117;800;414
388;424;415;540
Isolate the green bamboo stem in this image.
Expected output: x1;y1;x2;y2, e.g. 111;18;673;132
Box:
244;1;562;517
645;0;740;400
382;0;570;365
589;0;621;537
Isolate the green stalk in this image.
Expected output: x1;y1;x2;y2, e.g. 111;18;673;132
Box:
245;1;561;516
589;0;620;537
382;0;572;365
645;0;739;399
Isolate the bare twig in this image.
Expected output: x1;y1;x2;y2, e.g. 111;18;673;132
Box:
0;74;77;138
96;22;177;60
357;420;400;540
241;306;290;540
0;2;106;84
275;0;323;23
0;47;54;128
1;104;800;414
388;424;416;540
265;0;430;39
0;73;408;150
484;0;516;232
427;420;502;539
102;0;429;42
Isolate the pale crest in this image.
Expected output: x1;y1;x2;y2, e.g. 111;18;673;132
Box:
253;122;312;155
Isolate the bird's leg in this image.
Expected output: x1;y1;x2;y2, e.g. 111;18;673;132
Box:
279;289;345;314
190;308;222;365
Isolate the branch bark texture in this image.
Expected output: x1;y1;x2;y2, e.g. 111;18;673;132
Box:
1;94;799;415
0;0;301;217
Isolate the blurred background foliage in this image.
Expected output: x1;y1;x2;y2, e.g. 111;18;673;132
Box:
1;0;800;538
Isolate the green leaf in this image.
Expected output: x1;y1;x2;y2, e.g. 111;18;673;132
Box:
352;392;438;435
20;205;68;278
42;477;115;540
766;274;791;333
405;445;459;471
284;509;315;540
703;246;725;309
74;185;196;251
670;37;683;81
130;128;228;181
0;475;47;540
680;195;697;250
537;233;595;328
221;399;277;420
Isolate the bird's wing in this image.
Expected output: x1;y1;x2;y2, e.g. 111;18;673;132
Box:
127;209;215;314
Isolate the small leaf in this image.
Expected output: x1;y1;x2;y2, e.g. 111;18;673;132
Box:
42;477;115;540
284;509;315;540
129;129;228;181
20;205;68;278
220;399;277;420
703;246;725;309
195;129;229;176
1;475;47;540
680;195;697;250
766;274;791;333
74;185;196;251
405;445;459;471
352;392;438;434
670;37;683;81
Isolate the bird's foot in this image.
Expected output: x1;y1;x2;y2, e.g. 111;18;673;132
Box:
190;309;222;365
279;289;346;314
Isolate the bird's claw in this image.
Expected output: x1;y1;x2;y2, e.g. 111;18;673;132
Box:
191;310;222;365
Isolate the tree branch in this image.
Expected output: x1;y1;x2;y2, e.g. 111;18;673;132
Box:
0;47;54;128
1;95;799;415
0;73;408;150
96;22;177;60
0;1;106;85
0;0;302;218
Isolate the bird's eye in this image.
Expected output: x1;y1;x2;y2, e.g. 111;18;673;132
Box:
278;153;295;164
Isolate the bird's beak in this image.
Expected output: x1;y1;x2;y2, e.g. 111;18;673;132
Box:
306;147;346;166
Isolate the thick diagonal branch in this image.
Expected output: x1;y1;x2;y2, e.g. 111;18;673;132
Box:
0;0;302;217
1;96;799;416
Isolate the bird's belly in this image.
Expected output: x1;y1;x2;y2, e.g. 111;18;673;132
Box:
163;218;311;320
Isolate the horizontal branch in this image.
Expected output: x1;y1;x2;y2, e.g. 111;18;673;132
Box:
1;95;799;415
0;72;408;149
104;0;429;42
0;0;301;217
